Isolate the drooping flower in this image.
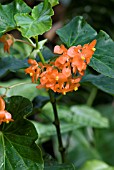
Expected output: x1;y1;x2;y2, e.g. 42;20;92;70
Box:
0;97;13;125
0;34;14;53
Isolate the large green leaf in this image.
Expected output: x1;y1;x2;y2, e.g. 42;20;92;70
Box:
0;96;43;170
56;16;114;78
66;130;101;169
56;16;97;47
82;74;114;95
33;121;81;143
0;57;29;77
80;160;114;170
0;79;47;101
60;105;109;128
15;1;54;38
0;0;31;35
89;31;114;78
41;103;109;128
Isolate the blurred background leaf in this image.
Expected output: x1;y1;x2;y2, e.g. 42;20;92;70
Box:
80;160;114;170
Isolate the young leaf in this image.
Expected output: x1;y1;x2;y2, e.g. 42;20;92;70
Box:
82;74;114;95
0;96;43;170
15;1;54;38
0;0;31;36
48;0;59;7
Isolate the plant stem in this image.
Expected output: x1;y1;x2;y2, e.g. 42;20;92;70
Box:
86;87;98;107
48;90;65;163
37;51;45;64
35;36;65;162
35;36;45;64
86;87;98;145
15;38;36;48
0;82;33;96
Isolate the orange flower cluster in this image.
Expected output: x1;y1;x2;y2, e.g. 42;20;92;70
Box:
0;97;13;125
25;40;96;94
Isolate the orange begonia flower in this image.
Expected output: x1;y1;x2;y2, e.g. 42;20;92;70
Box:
0;34;14;53
25;40;96;94
67;45;82;58
81;40;97;64
54;44;67;54
0;97;13;125
25;59;41;83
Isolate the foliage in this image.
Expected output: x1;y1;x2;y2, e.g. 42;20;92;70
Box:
0;0;114;169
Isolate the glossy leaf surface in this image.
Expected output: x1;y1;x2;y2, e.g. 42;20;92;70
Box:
15;1;54;38
90;31;114;78
0;0;31;35
0;96;43;170
56;16;97;47
0;57;29;77
57;16;114;78
82;74;114;95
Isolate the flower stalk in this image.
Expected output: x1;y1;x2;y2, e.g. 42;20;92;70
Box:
34;36;65;162
35;36;45;64
48;90;65;163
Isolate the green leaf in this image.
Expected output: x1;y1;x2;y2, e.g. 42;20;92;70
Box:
15;1;54;38
80;160;114;170
82;74;114;95
33;96;50;109
44;154;75;170
66;130;101;168
30;40;47;59
56;16;114;78
0;79;47;101
0;0;31;35
60;105;109;128
48;0;59;7
41;103;109;128
89;31;114;78
0;57;29;77
40;46;56;61
33;121;81;143
44;163;75;170
0;96;43;170
95;104;114;165
56;16;97;47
